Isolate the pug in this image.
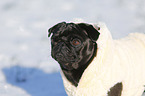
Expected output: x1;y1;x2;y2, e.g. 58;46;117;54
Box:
48;22;145;96
48;22;100;86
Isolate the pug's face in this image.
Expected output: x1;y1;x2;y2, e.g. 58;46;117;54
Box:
48;22;100;71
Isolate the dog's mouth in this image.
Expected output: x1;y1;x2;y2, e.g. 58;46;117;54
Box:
55;53;76;62
54;52;79;70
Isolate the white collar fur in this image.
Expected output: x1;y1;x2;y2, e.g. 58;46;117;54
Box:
61;23;145;96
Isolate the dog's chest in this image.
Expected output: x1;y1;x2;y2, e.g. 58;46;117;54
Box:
61;59;123;96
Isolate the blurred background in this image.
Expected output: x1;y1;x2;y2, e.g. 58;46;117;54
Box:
0;0;145;96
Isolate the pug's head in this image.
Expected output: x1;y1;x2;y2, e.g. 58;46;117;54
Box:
48;22;100;71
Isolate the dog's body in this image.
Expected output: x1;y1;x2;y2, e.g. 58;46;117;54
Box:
48;22;145;96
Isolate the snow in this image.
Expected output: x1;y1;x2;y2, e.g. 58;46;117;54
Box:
0;0;145;96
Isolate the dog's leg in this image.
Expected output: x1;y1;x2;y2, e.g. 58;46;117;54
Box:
107;82;123;96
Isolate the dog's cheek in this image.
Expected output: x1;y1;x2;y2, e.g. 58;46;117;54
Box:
51;48;56;60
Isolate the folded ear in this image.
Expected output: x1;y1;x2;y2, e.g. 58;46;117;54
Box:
78;23;100;42
48;22;66;37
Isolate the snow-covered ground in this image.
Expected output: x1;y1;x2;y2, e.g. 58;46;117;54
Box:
0;0;145;96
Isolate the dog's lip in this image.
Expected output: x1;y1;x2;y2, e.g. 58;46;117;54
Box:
55;53;66;62
54;48;77;62
56;54;77;63
61;63;73;70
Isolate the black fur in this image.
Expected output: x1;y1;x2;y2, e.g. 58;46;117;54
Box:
78;23;100;42
107;82;123;96
48;22;100;86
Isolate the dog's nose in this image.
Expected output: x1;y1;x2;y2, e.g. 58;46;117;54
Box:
53;42;65;52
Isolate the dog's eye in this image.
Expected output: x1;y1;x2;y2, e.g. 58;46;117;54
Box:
71;39;81;47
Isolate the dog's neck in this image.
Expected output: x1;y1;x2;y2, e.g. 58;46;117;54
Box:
61;44;97;87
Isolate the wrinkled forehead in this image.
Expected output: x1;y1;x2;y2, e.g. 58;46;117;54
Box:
52;24;87;38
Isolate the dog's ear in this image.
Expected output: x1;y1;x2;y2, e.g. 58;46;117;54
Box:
78;23;100;42
48;22;66;37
